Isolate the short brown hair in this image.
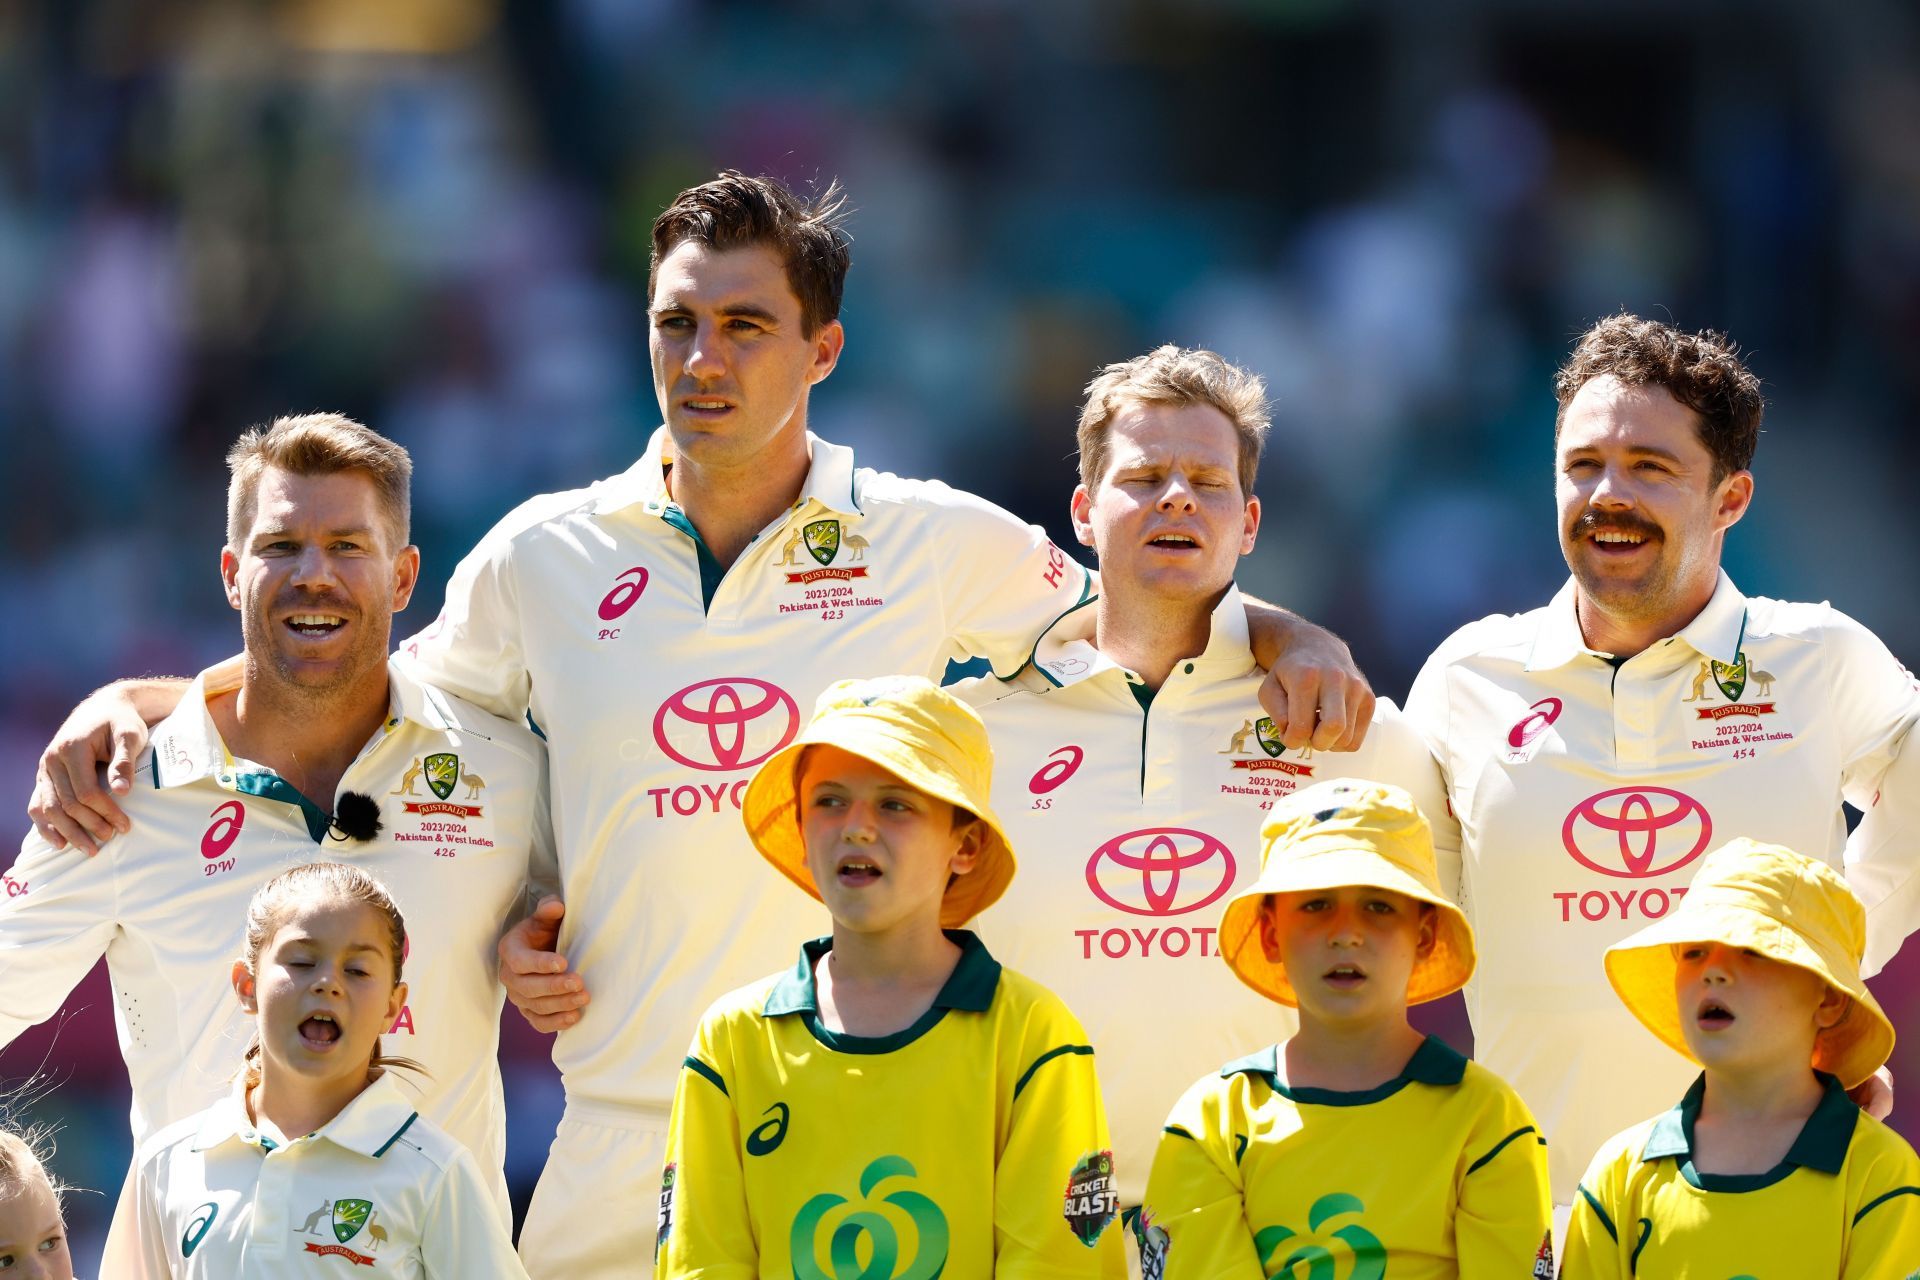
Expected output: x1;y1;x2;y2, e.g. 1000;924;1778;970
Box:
226;413;412;550
650;171;851;336
1078;345;1271;493
1554;314;1764;484
237;862;425;1090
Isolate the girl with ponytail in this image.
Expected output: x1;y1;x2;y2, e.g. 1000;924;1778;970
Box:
128;863;525;1276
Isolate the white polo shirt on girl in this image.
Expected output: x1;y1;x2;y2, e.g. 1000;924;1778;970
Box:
1404;572;1920;1203
131;1073;526;1279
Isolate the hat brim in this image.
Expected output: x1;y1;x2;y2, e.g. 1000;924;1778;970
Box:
1216;849;1475;1008
742;725;1015;929
1605;903;1895;1090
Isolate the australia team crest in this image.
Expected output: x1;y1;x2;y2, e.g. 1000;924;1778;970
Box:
779;518;871;584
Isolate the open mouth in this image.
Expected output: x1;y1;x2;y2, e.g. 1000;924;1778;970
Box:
1322;964;1367;990
1696;998;1735;1030
835;857;882;887
298;1012;342;1050
283;613;347;639
679;397;736;418
1146;533;1201;551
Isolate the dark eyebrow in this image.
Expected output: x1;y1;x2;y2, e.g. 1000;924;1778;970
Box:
1564;442;1687;464
649;300;782;325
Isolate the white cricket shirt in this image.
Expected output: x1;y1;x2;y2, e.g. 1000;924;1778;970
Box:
0;660;550;1198
131;1073;526;1278
1848;707;1920;976
961;586;1455;1205
397;428;1092;1113
1404;572;1920;1202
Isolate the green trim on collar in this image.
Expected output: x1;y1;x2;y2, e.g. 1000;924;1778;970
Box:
1027;594;1100;689
371;1113;419;1159
231;770;333;843
1642;1072;1858;1191
658;505;726;611
763;931;1002;1055
1220;1036;1468;1107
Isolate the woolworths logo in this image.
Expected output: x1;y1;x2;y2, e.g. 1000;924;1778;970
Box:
1253;1192;1385;1279
789;1155;948;1280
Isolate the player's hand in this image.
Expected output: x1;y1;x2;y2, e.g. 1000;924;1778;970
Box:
1849;1066;1894;1120
29;687;149;856
500;896;589;1032
1257;623;1375;753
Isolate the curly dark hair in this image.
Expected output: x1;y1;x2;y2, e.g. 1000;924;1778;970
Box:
650;171;851;337
1554;314;1764;484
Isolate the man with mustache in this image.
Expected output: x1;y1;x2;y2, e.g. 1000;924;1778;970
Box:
1402;313;1920;1230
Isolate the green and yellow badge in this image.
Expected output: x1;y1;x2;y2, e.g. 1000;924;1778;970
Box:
331;1197;372;1244
423;753;460;801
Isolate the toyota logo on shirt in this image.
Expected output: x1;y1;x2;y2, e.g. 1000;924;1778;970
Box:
1085;828;1237;916
1562;786;1713;879
653;678;800;771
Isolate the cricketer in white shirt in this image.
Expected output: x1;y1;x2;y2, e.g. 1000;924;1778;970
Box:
961;585;1453;1213
130;1072;526;1279
1404;572;1920;1203
399;427;1093;1269
0;658;551;1208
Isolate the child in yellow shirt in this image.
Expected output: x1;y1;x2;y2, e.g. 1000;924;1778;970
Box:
1140;779;1553;1278
656;675;1124;1278
1563;838;1920;1278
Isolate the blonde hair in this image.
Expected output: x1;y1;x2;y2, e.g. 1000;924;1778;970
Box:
226;413;413;551
1077;345;1271;493
236;862;426;1091
0;1124;65;1216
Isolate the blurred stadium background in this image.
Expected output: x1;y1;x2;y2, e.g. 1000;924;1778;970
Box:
2;0;1917;1264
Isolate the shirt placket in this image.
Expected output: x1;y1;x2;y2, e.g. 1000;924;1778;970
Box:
251;1142;293;1259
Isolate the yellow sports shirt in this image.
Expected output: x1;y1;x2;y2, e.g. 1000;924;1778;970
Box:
1564;1073;1920;1279
656;932;1125;1278
1141;1036;1553;1279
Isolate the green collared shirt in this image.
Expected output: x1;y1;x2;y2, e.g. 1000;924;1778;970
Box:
1565;1073;1920;1278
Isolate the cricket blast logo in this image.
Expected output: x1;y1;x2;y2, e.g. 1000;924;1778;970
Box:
1062;1150;1118;1246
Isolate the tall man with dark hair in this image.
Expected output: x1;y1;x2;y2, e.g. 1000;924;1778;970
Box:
27;173;1373;1276
1405;314;1920;1224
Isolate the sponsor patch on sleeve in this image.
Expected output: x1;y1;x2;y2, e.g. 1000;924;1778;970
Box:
655;1163;676;1259
1063;1149;1118;1245
1137;1208;1170;1279
1532;1229;1554;1278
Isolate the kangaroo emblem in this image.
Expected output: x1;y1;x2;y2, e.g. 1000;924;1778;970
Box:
460;766;487;800
391;760;423;796
299;1200;333;1236
1221;720;1254;754
1681;660;1714;702
777;527;806;566
842;532;870;562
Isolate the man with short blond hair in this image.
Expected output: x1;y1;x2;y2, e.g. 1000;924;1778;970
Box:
0;414;548;1273
964;346;1449;1269
1405;313;1920;1222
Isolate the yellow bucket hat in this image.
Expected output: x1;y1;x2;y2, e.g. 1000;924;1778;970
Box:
1604;838;1894;1090
1217;780;1474;1007
742;675;1015;929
